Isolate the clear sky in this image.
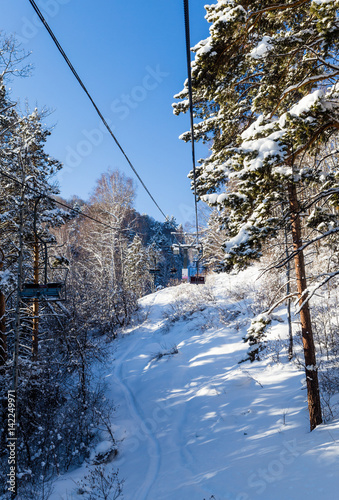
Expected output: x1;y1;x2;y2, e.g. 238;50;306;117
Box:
1;0;211;226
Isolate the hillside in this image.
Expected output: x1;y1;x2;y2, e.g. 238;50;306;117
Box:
51;268;339;500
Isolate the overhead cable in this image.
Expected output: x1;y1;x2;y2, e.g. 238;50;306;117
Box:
0;169;120;231
183;0;200;243
27;0;169;222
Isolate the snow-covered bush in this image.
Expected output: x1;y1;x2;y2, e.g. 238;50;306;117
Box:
149;345;179;362
163;285;215;324
76;465;123;500
243;313;272;362
0;313;117;498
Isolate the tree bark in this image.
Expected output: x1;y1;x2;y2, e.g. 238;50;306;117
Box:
283;214;294;361
288;182;322;431
0;288;7;366
0;251;7;366
32;234;39;361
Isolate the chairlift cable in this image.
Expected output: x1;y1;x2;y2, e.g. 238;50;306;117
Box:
183;0;200;244
0;169;120;231
27;0;170;224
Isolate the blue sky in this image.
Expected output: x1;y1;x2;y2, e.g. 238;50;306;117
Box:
1;0;211;225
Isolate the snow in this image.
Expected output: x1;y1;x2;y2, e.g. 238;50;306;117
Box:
288;89;324;118
193;38;216;58
312;0;335;4
249;37;272;60
224;224;251;253
232;81;339;177
273;166;293;177
217;6;246;25
50;269;339;500
240;115;275;141
201;193;219;205
240;130;286;172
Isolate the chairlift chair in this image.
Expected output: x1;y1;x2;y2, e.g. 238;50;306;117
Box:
149;268;161;275
20;198;68;302
170;234;204;285
20;282;65;300
171;244;180;256
190;276;205;285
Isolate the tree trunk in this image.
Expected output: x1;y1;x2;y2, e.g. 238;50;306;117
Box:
281;200;294;360
32;235;39;361
0;250;7;365
288;182;322;431
0;289;7;366
12;176;25;498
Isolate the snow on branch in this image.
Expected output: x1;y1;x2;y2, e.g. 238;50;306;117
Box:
304;187;339;210
273;74;339;118
295;270;339;313
267;292;300;316
276;226;339;269
248;0;310;19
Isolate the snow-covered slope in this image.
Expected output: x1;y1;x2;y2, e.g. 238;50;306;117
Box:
51;269;339;500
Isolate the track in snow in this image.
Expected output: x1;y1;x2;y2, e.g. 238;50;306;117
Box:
113;295;162;500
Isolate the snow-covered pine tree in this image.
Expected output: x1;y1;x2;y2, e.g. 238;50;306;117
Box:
0;35;30;365
0;78;14;366
201;209;228;272
4;107;68;361
0;33;68;362
0;36;118;494
174;0;339;430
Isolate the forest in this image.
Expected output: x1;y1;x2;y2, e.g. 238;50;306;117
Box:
0;33;186;498
1;0;339;498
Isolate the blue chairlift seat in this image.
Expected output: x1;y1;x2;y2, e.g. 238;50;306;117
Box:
149;268;161;275
20;282;64;300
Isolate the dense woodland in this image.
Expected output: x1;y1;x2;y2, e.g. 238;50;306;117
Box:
1;0;339;497
0;35;184;498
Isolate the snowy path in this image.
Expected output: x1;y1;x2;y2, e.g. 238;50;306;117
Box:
108;275;339;500
51;271;339;500
112;294;162;500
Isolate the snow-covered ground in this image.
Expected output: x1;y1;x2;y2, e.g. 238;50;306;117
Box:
51;268;339;500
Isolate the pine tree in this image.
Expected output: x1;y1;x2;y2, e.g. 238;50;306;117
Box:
174;0;339;430
1;92;68;363
0;80;13;366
